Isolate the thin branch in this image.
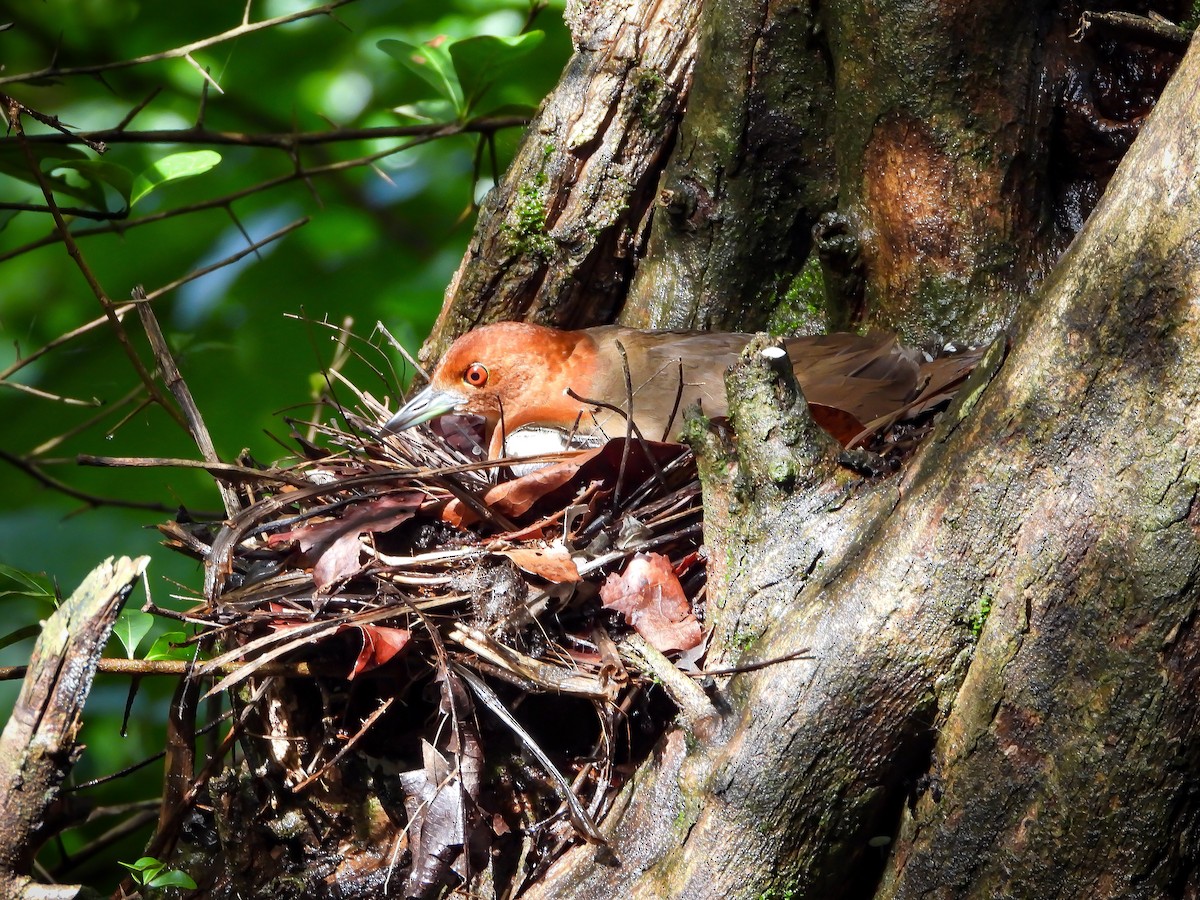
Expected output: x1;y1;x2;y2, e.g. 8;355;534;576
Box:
141;216;309;301
0;125;486;266
0;116;529;150
0;90;107;153
133;290;243;518
0;1;359;87
1072;11;1193;51
4;96;187;432
0;447;177;513
29;384;145;456
0;379;99;406
0;303;134;381
78;453;314;488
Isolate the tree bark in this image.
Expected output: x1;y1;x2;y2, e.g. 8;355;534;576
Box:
0;557;147;900
520;31;1200;899
420;0;702;364
165;2;1198;897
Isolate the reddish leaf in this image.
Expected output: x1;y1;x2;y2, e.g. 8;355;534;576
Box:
350;624;411;677
499;546;580;583
446;439;688;525
600;552;702;653
313;529;363;590
808;403;866;445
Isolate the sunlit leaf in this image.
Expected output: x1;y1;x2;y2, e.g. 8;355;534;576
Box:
145;631;194;662
378;38;464;114
147;870;198;889
600;552;703;653
112;609;155;658
449;31;544;113
130;150;222;206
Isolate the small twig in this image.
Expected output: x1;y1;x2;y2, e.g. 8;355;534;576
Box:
619;634;719;735
1072;10;1193;51
140;217;308;302
134;289;242;517
77;453;313;488
30;384;144;455
0;122;509;266
0;378;99;406
0;447;178;513
0;90;107;153
689;647;814;677
0;302;135;382
6;97;183;432
290;696;396;792
114;87;162;132
453;663;608;844
0;656;336;682
1;116;529;151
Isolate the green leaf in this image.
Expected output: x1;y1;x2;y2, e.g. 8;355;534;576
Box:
145;630;194;662
0;563;54;601
0;144;87;187
390;98;460;124
147;869;198;889
449;31;544;113
0;145;114;209
112;610;154;658
130;150;221;207
51;159;134;207
378;38;464;114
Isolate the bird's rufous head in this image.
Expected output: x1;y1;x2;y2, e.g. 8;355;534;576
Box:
382;322;598;455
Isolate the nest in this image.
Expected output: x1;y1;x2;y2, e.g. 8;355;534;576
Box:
155;330;973;897
159;371;714;897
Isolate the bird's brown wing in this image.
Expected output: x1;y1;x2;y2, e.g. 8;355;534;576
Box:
786;332;923;423
583;328;752;440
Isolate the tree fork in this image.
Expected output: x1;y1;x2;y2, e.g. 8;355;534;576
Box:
518;34;1200;900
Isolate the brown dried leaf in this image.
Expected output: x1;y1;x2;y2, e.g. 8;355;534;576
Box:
313;529;362;590
350;624;411;677
600;552;702;653
499;546;580;583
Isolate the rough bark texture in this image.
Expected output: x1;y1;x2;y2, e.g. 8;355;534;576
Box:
0;557;146;900
619;0;837;332
148;2;1197;897
519;33;1200;898
420;0;702;364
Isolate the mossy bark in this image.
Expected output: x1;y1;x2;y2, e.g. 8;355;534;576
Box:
382;3;1197;897
516;33;1200;900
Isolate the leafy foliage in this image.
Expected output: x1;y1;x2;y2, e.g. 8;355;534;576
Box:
0;0;570;890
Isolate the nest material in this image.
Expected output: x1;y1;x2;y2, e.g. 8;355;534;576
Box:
161;377;712;897
157;349;970;898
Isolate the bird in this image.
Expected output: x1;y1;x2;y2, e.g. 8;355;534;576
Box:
383;322;979;459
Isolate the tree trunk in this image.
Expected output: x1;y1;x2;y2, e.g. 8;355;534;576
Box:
518;27;1200;900
175;0;1198;896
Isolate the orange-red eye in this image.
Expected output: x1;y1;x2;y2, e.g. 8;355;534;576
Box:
464;363;489;387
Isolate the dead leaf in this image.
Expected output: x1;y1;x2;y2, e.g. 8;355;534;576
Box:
350;624;411;677
313;530;363;590
600;552;702;653
449;439;687;525
498;546;580;583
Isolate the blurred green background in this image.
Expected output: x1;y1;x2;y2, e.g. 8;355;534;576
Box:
0;0;569;885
